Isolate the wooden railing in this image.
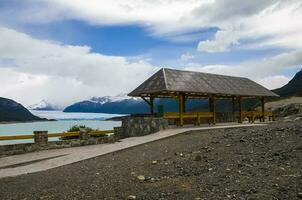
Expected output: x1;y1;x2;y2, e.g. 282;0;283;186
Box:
164;112;214;125
0;130;114;141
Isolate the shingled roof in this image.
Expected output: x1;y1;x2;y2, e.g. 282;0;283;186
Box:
128;68;278;97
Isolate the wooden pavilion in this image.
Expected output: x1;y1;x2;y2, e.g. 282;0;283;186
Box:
128;68;278;126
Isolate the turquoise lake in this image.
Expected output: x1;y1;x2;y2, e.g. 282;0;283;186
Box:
0;111;123;145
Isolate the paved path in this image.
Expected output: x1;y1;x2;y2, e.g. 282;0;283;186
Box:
0;123;267;178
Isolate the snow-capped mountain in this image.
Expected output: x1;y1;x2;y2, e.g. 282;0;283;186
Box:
28;100;60;111
89;94;140;104
63;94;208;114
63;94;144;114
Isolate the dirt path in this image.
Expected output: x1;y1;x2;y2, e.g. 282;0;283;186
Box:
0;122;301;200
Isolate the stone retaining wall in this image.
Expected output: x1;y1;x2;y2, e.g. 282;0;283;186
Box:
0;136;117;157
118;117;169;138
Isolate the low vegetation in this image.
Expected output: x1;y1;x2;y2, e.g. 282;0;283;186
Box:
61;125;98;140
67;125;95;133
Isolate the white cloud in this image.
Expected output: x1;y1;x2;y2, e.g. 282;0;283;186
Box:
197;1;302;52
0;27;157;107
1;0;301;52
197;30;239;52
180;53;194;62
0;0;302;52
0;0;206;36
255;75;290;90
184;49;302;89
184;64;292;89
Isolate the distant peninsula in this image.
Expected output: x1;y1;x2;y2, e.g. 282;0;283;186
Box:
0;97;47;123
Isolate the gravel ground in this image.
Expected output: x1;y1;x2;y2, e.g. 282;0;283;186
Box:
0;121;301;200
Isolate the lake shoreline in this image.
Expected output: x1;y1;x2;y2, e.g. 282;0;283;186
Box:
0;111;122;145
0;119;55;125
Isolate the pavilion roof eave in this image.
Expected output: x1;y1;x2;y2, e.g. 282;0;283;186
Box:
130;90;279;99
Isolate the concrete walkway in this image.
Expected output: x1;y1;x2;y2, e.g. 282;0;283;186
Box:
0;123;267;179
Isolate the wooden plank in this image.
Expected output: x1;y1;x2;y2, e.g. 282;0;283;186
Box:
90;130;114;136
164;112;214;120
0;134;34;141
48;132;79;138
0;130;115;141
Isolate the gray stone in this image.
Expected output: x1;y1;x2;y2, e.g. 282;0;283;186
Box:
79;128;90;140
127;195;136;200
151;160;158;164
34;131;48;146
137;175;146;181
71;140;81;147
194;155;202;161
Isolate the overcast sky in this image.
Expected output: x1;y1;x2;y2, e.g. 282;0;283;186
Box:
0;0;301;107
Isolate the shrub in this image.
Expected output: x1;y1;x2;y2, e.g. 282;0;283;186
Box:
67;125;94;132
61;125;95;140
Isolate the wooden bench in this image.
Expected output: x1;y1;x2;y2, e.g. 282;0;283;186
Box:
164;112;214;125
241;111;275;123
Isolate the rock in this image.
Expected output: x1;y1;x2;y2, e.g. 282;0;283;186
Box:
297;192;302;198
194;155;202;161
71;140;81;147
137;175;146;181
151;160;158;165
127;195;136;199
247;188;257;194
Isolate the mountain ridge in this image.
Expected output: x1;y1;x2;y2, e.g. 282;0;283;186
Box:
273;69;302;97
0;97;46;122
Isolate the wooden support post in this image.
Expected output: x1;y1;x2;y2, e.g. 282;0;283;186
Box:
238;97;243;123
232;96;236;122
179;93;184;126
213;96;216;124
252;111;255;123
261;97;265;122
150;95;154;115
182;94;186;113
209;96;216;124
197;112;201;125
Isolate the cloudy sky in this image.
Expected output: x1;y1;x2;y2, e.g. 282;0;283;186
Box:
0;0;301;107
